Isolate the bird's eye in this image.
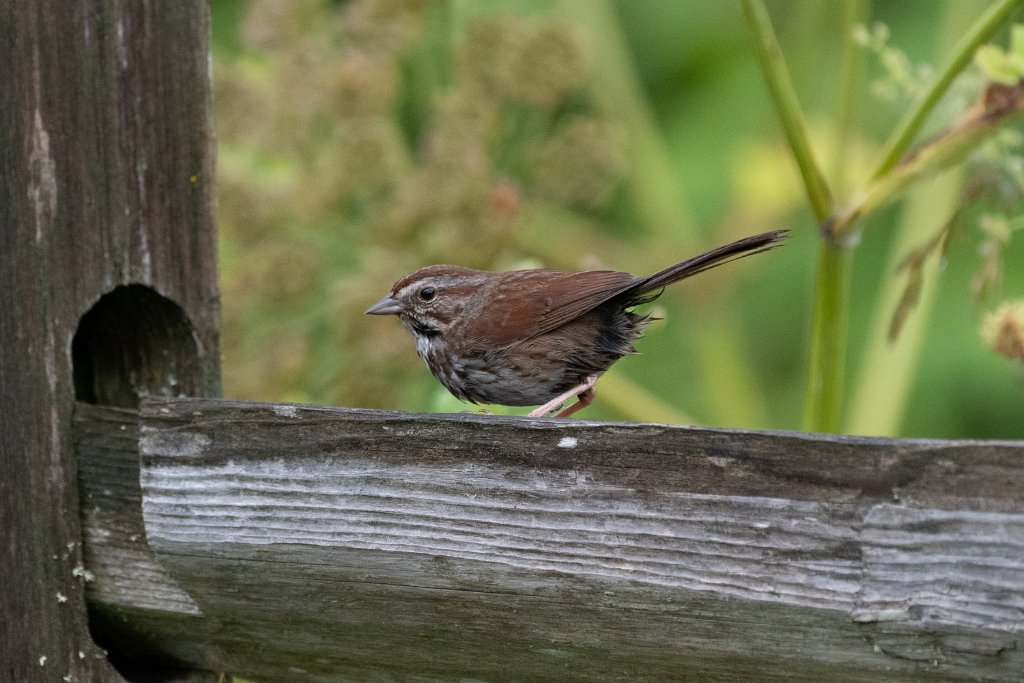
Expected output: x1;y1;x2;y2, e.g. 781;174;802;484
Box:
418;286;436;302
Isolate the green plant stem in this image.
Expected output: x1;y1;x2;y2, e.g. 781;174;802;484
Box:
803;241;852;433
872;0;1023;179
799;0;867;433
743;0;852;431
741;0;834;222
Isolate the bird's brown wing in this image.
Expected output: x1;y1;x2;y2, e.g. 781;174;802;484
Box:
461;269;642;348
458;231;789;349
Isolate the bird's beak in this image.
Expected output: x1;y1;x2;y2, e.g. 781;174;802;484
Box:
365;294;403;315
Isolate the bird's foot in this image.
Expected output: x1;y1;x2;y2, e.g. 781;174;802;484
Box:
526;374;600;418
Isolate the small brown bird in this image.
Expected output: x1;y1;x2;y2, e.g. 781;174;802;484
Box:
367;229;787;417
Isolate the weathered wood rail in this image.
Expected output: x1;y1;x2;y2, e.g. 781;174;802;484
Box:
75;398;1024;681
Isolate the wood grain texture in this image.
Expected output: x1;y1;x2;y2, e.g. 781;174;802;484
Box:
0;2;218;679
100;398;1023;681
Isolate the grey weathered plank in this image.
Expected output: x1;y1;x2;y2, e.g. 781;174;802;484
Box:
76;397;1022;681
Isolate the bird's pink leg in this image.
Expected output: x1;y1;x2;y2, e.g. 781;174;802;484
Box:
552;383;597;418
526;374;600;418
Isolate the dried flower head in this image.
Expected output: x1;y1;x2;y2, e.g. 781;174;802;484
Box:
981;300;1024;361
329;49;399;117
527;118;627;209
458;16;586;110
342;0;428;55
242;0;325;50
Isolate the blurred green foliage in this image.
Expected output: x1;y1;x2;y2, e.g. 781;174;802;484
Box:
211;0;1024;438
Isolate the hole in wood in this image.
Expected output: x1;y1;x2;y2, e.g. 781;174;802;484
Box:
73;285;202;408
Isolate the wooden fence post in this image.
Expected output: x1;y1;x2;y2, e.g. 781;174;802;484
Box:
0;2;218;680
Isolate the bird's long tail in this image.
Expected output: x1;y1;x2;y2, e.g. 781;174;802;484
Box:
635;229;789;295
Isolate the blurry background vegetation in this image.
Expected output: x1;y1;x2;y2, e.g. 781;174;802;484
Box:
210;0;1024;438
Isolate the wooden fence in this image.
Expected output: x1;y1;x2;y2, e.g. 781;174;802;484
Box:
3;2;1023;681
71;399;1024;681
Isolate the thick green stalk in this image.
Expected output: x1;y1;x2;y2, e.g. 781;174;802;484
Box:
872;0;1023;179
741;0;834;222
743;0;852;431
803;241;853;433
799;0;865;433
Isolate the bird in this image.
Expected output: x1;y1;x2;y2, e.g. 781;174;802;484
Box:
366;229;788;418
